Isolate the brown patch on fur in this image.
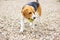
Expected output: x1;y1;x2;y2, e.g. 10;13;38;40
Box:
37;5;42;16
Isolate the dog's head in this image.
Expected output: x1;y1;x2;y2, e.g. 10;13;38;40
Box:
21;5;36;20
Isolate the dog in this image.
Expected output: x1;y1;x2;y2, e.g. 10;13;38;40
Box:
20;0;42;32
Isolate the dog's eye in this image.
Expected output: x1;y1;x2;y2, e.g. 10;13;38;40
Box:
29;12;32;14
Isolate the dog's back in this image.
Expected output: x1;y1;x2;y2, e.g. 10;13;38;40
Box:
27;2;39;11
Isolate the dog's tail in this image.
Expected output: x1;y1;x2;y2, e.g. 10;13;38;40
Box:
36;0;38;2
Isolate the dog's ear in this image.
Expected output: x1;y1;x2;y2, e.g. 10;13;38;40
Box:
22;9;28;18
21;8;28;13
37;5;42;16
21;8;28;17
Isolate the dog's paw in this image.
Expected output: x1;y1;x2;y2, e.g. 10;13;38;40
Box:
19;29;23;33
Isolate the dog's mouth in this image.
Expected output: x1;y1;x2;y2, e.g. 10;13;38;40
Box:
28;18;34;22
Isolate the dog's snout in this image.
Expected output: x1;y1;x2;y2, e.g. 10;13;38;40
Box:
33;17;36;19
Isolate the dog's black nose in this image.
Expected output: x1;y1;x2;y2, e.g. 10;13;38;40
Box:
33;17;36;19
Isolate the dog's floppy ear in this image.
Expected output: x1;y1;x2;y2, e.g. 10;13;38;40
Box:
21;8;28;17
37;5;42;16
21;8;28;13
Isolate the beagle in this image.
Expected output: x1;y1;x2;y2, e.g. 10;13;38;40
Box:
20;0;42;32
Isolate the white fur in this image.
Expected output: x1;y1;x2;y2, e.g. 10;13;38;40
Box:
20;14;35;32
20;13;25;32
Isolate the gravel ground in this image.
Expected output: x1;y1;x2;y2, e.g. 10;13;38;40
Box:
0;0;60;40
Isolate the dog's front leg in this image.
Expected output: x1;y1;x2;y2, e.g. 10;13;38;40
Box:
20;20;24;32
20;15;24;32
